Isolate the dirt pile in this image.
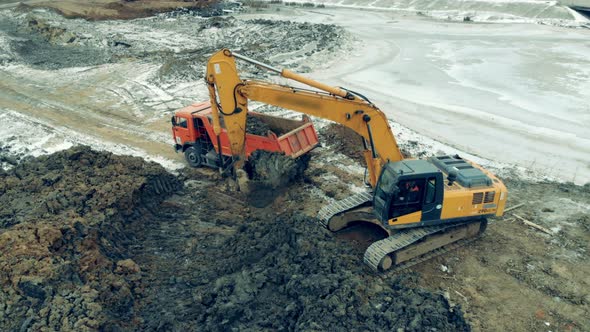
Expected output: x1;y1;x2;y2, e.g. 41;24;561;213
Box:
247;151;310;190
246;115;271;136
0;146;179;331
0;146;471;331
189;212;470;331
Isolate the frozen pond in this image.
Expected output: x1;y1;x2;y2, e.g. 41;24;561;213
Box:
264;8;590;184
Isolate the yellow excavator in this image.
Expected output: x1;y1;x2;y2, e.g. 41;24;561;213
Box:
205;49;508;272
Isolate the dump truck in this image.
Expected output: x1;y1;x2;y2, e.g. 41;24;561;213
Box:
172;100;319;170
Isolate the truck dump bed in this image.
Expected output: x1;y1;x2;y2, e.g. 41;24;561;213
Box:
248;113;318;158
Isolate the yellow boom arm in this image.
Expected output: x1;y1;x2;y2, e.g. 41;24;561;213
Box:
206;49;403;187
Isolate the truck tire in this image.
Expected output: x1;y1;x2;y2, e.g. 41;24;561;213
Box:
184;145;202;168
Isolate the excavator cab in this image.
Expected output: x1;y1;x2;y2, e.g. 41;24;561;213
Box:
373;161;444;226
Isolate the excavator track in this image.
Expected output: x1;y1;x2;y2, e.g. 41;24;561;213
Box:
317;191;487;273
317;191;373;228
364;220;486;272
382;234;482;274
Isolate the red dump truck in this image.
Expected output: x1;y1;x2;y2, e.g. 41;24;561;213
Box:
172;101;319;169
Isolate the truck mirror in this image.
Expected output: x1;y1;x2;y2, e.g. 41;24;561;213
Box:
171;116;176;126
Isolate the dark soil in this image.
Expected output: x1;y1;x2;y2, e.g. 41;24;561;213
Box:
188;213;470;331
0;146;179;331
321;123;366;164
127;169;471;331
246;115;272;136
246;150;310;190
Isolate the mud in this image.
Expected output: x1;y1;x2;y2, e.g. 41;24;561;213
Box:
188;213;470;331
0;147;471;331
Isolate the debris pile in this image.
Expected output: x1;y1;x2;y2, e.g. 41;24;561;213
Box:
247;150;310;190
246;115;272;136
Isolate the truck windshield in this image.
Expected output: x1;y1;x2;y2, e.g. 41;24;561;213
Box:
175;117;187;128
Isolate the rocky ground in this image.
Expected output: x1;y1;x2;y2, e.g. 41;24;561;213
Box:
0;147;180;331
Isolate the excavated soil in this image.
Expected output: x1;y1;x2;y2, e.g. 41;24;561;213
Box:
321;123;366;164
0;147;471;331
246;115;272;136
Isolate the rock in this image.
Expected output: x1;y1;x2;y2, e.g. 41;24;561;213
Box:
17;281;46;301
115;259;141;274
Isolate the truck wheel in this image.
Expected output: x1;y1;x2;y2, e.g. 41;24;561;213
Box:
184;145;202;167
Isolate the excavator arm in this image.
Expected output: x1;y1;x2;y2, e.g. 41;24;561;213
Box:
205;48;403;186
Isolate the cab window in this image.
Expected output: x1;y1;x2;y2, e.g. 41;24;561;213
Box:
425;178;436;204
391;179;424;217
376;169;396;195
395;180;423;205
176;117;187;129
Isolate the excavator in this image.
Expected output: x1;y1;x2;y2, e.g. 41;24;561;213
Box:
204;49;508;272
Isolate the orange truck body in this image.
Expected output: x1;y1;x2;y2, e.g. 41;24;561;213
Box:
172;101;319;168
